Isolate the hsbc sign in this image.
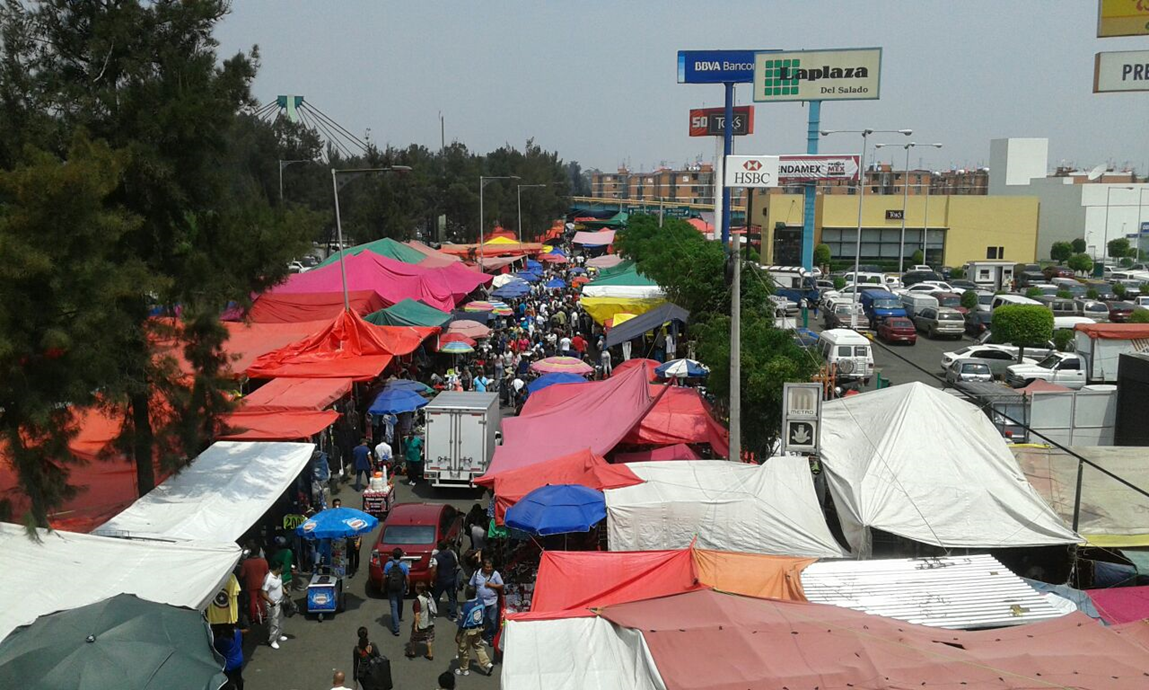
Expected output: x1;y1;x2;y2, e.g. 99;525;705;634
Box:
725;155;779;188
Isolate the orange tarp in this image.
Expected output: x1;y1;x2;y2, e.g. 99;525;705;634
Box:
238;377;352;412
691;549;812;601
246;290;386;324
1075;322;1149;339
217;410;339;441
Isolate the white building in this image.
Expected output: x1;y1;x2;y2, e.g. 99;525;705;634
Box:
990;137;1149;261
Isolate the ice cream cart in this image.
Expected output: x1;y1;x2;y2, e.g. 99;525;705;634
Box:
295;507;379;622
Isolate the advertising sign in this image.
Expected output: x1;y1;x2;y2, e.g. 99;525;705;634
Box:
1142;221;1149;234
752;48;882;102
725;156;780;188
776;154;861;183
886;209;905;221
781;382;822;454
1093;50;1149;92
689;106;755;137
1098;0;1149;37
677;50;760;84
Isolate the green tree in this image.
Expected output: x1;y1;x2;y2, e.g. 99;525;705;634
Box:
1086;287;1100;300
960;290;979;310
991;305;1054;362
1025;287;1043;299
1072;237;1088;254
813;244;832;270
1131;309;1149;324
1114;282;1127;299
1056;289;1072;299
1052;329;1075;352
1067;253;1094;275
911;249;924;266
949;266;965;279
1109;237;1134;259
1050;241;1073;264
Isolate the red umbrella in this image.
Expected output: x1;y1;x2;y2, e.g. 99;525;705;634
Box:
440;333;477;346
531;356;594;375
447;320;492;339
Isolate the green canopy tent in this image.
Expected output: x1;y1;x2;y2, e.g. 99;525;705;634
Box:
364;298;452;328
316;237;428;269
587;261;658;287
578;211;628;229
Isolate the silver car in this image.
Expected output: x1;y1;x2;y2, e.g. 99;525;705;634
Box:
912;306;965;339
946;361;993;385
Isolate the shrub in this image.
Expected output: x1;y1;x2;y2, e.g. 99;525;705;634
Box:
960;290;979;310
1025;287;1043;299
991;305;1054;360
1067;253;1093;275
1131;309;1149;324
1052;329;1075;352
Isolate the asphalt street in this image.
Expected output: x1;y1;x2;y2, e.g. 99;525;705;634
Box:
243;479;501;690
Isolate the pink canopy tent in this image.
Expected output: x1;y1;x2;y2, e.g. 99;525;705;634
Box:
1088;586;1149;625
586;254;623;269
246;290;386;324
613;444;702;463
485;366;664;478
403;240;464;268
572;229;616;245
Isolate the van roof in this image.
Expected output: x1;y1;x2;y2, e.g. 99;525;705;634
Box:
820;329;871;344
994;294;1041;305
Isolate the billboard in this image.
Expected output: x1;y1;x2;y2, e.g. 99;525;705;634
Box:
725;156;780;188
1093;50;1149;92
1098;0;1149;37
677;50;760;84
689;106;755;137
752;48;882;102
776;154;861;183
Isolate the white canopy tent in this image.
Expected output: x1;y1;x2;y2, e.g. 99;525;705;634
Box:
604;459;849;558
819;383;1081;556
502;616;665;690
96;441;315;542
0;522;240;641
580;284;665;300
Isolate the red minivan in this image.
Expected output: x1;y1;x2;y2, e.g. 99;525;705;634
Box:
369;503;464;591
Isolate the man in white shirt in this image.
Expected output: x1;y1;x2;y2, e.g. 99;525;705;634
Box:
261;562;287;649
374;439;392;470
665;330;676;360
559;335;572;354
329;670;353;690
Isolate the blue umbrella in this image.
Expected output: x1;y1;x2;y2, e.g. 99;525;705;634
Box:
368;387;430;415
655;358;710;378
513;271;541;283
492;284;530;299
568;267;587;275
382;379;433;394
504;484;606;536
527;372;586;394
296;507;379;540
525;259;543;271
544;277;566;289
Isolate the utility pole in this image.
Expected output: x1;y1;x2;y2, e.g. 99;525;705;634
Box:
729;207;741;464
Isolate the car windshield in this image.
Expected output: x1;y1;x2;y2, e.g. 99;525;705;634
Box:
978;294;993;304
939;312;963;321
1036;354;1062;369
962;363;991;374
888;319;912;328
874;299;901;309
937;295;959;307
383;525;436;545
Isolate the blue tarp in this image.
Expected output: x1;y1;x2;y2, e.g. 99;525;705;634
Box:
527;372;586;394
296;507;379;540
493;284;530;299
525;259;543;271
544;278;566;289
504;484;606;536
513;271;541;283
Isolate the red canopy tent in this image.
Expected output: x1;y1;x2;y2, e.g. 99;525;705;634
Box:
237;377;353;412
217;377;353;441
613;444;702;463
266;252;460;311
246;290;386;324
246;310;437;381
622;386;729;457
1088;586;1149;625
220;321;332;373
611;358;659;382
527;549;699;617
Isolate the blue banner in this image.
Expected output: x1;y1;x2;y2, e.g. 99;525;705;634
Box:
677;50;761;84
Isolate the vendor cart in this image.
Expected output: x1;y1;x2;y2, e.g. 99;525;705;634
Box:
296;507;379;622
361;468;395;519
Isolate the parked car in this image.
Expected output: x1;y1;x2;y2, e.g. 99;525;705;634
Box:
908;264;932;272
1033;295;1078;318
941;344;1032;378
815;279;836;293
300;255;321;269
964;310;992;336
902;269;944;287
974;291;995;313
900;281;956;295
1006;352;1087;390
287;260;305;273
991;294;1042;311
877;316;917;345
825;301;866;330
1135;296;1149;308
1042;265;1076;280
860;289;907;326
817;329;874;384
883;275;904;291
369;503;464;591
949;279;979;292
912;307;965;339
946;360;994;385
972;331;1056;360
1074;299;1111;322
932;291;967;314
1107;301;1136;323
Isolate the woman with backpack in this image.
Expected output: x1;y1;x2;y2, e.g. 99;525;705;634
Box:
352;626;392;690
405;580;437;661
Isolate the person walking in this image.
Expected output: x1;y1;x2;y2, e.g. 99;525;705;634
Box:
406;581;436;660
352;626;391;690
374;437;392;474
430;540;459;620
454;585;494;677
237;542;268;626
599;346;613;378
468;558;504;645
328;671;353;690
404;431;424;487
260;561;287;649
383;548;410;636
352;438;373;491
212;623;246;690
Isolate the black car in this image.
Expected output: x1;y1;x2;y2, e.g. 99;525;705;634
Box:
902;270;943;287
964;310;992;336
950;279;978;292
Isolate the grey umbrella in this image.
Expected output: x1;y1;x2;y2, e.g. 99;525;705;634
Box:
0;593;226;690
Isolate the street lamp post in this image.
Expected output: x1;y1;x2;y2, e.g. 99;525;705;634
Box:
875;142;942;273
821;128;912;325
479;175;521;261
278;159;313;202
331;166;412;310
516;184;547;243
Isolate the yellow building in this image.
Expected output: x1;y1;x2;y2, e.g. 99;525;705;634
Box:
752;191;1039;268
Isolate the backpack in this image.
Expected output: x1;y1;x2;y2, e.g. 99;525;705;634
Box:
435;549;458;583
385;561;406;594
359;653;393;690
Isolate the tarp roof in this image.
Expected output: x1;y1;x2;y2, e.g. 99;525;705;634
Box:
585;254;623;269
268;253;457;311
819;383;1081;556
316;237;428;268
611;358;660;382
484;366;662;479
605;459;849;559
95;441;315;542
221;320;332;373
245;310;437;381
474;448;642;524
0;523;241;642
572;229;616;245
364;298;453;328
402;240;464;268
1015;445;1149;547
246;290;386;324
216;410;338;441
1075;322;1149;339
594;589;1149;690
502;617;664;690
582;263;663;300
239;377;352;412
605;303;688;348
1088;585;1149;625
613;444;702;462
621;386;728;458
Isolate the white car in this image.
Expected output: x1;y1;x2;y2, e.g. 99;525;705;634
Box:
909;264;932;272
898;281;955;296
883;275;904;290
941;344;1035;377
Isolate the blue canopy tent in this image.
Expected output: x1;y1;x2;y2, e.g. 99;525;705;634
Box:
544;277;566;290
504;484;606;536
368;387;430;415
568;267;586;275
525;259;543;271
492;284;530;299
513;271;541;283
381;379;434;394
526;372;586;394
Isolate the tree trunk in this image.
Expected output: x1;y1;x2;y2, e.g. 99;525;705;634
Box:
130;390;155;496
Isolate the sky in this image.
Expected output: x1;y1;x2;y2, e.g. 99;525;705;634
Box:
215;1;1149;176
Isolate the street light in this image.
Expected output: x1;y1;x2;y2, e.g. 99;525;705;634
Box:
479;175;520;255
820;129;912;323
278;159;313;202
516;184;547;243
331;165;412;310
875;142;943;272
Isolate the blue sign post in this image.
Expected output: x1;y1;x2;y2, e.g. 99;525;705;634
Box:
803;101;822;271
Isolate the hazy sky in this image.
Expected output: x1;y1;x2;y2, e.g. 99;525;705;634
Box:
216;1;1148;175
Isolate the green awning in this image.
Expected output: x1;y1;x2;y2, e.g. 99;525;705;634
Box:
364;299;452;328
588;261;657;287
317;237;428;268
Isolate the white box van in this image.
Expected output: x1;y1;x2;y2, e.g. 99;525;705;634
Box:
991;294;1041;311
901;293;940;318
423;391;501;488
818;329;875;384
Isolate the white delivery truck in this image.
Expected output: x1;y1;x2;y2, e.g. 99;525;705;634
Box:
422;391;501;488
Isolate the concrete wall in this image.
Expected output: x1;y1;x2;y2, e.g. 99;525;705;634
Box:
989;138;1049;194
